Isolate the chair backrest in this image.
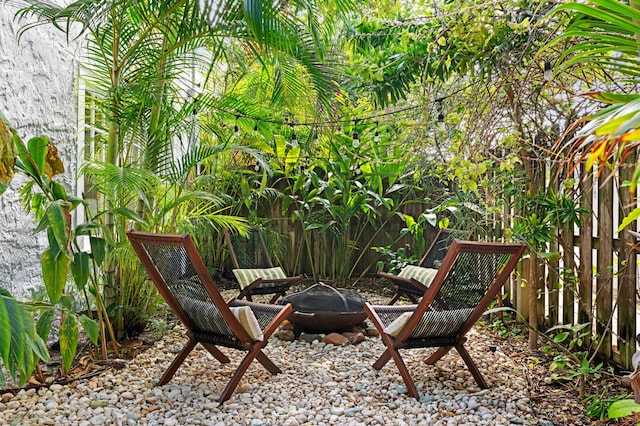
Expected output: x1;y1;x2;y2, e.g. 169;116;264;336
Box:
128;231;251;341
224;227;274;269
419;228;472;268
403;239;525;339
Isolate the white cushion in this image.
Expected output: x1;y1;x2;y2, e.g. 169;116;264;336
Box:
383;308;475;338
233;267;287;290
230;306;263;341
397;265;438;286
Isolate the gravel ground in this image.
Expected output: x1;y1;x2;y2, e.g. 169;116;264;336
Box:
0;290;539;426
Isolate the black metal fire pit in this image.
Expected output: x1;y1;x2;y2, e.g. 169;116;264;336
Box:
277;282;368;333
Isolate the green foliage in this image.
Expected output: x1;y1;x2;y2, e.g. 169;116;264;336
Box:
584;387;628;420
372;245;416;274
609;399;640;420
0;288;50;387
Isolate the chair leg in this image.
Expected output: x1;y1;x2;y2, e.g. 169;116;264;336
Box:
456;343;488;389
201;343;230;364
268;293;281;304
388;348;420;400
388;292;401;305
256;350;281;374
373;349;393;370
218;345;263;403
424;346;453;365
158;338;197;385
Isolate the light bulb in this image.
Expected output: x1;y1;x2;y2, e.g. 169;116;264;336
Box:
374;131;379;143
233;124;239;137
544;61;552;82
353;131;360;148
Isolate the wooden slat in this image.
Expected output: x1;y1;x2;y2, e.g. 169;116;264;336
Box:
579;164;594;335
618;152;637;369
562;220;575;325
597;170;614;360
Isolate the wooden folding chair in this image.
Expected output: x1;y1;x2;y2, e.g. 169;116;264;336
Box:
366;239;525;400
224;227;303;303
127;231;293;403
380;228;461;304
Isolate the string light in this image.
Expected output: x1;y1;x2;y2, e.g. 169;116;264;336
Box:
543;61;552;82
233;116;239;137
437;100;445;131
290;123;298;147
253;122;258;131
374;121;379;143
352;119;360;148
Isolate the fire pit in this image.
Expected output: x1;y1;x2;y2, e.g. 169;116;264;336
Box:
277;282;368;333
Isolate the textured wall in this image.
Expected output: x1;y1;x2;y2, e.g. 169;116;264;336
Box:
0;6;79;300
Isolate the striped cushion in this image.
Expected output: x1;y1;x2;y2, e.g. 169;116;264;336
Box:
233;267;287;290
230;306;263;341
397;265;438;286
383;308;475;337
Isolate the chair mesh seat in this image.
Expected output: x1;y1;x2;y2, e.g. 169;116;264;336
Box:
365;239;526;400
128;231;294;403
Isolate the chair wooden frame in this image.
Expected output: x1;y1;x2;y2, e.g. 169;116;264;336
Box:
224;227;303;303
379;228;456;304
366;240;525;400
128;231;293;403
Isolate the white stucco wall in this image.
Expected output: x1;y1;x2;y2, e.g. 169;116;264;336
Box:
0;6;79;300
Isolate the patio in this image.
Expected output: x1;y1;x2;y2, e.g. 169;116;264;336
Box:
0;290;535;426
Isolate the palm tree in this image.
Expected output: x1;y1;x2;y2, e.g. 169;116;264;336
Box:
9;0;353;340
546;0;640;206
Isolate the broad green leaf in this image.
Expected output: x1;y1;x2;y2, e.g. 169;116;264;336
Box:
46;202;69;252
0;295;10;366
619;207;640;232
71;252;90;290
36;309;54;342
0;183;8;196
274;134;286;160
13;131;38;178
24;309;48;365
553;332;569;343
90;237;106;267
113;207;146;224
608;399;640;419
25;333;49;364
42;248;70;304
5;296;25;382
75;222;101;235
79;315;99;345
538;251;561;261
27;135;49;177
50;181;67;200
59;313;78;373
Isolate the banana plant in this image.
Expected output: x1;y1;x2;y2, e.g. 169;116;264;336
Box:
0;112;101;383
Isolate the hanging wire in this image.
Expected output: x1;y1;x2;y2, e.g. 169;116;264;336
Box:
215;82;478;130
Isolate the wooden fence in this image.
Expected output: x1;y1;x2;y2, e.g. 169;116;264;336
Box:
506;159;639;371
250;160;639;370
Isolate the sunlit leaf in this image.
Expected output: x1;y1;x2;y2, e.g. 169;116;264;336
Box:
59;313;78;373
79;315;99;345
42;248;70;304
